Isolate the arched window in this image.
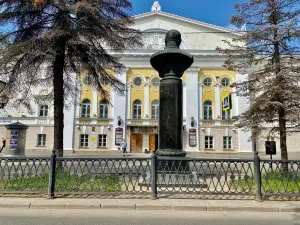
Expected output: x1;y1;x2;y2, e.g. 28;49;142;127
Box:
203;100;213;120
133;99;142;119
81;99;91;118
151;100;159;119
99;100;108;119
221;102;231;120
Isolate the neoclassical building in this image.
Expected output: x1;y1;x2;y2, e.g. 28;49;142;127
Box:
2;1;277;155
73;1;253;154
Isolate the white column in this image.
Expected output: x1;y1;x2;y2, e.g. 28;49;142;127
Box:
231;86;237;117
183;83;186;120
198;82;203;122
126;82;131;119
236;72;252;152
112;68;128;150
185;67;200;151
110;88;114;118
92;89;98;118
144;81;149;119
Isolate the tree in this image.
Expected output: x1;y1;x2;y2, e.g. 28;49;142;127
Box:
217;0;300;163
0;0;141;156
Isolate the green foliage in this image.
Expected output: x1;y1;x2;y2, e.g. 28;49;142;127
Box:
230;171;300;193
0;170;120;192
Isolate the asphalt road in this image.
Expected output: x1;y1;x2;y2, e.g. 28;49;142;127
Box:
0;209;299;225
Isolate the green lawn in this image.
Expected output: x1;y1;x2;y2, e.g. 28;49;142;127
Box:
230;171;300;194
0;170;120;192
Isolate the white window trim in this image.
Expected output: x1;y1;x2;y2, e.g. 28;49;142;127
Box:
39;105;48;117
98;134;107;147
37;134;46;146
205;136;214;149
80;134;89;148
223;136;232;149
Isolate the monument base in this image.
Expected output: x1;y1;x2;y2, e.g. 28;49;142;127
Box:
155;149;186;157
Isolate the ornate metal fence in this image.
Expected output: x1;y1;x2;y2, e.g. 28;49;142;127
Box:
0;157;50;196
0;153;299;200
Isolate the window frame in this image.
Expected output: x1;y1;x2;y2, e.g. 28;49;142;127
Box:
132;99;142;119
203;100;213;120
223;136;232;149
205;136;214;149
151;100;159;119
221;103;231;120
37;134;46;146
81;99;91;118
99;100;108;119
133;77;142;86
98;134;107;147
203;77;212;87
80;134;89;148
39;105;48;117
221;77;230;87
82;75;92;86
151;77;160;87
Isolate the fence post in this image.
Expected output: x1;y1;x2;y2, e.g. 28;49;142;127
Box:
151;153;157;200
254;151;262;202
48;149;57;199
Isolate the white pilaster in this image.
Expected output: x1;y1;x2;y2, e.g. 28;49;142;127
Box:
236;72;252;152
112;68;128;150
185;67;200;151
110;88;114;118
144;81;150;119
126;82;131;119
198;82;203;122
92;89;98;118
215;80;221;120
231;86;237;117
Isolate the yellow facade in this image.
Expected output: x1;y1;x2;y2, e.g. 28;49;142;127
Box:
199;69;236;120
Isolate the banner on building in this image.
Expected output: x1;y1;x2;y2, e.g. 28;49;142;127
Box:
115;128;123;145
189;128;197;147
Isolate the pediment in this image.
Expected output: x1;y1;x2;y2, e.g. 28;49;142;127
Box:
132;11;241;50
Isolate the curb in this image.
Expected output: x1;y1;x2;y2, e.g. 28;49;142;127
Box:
0;203;299;212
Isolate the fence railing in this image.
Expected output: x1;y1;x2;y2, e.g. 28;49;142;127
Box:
0;152;299;200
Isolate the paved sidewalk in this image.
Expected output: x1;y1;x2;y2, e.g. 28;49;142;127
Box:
1;197;300;212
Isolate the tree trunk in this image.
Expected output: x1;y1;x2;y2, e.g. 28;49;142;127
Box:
53;41;66;157
279;108;288;173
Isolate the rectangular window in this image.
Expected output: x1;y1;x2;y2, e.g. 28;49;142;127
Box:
37;134;46;146
223;136;232;149
39;105;48;117
205;136;214;149
133;105;142;119
80;134;89;147
98;134;107;147
99;104;108;119
222;109;231;120
82;105;90;118
151;105;159;119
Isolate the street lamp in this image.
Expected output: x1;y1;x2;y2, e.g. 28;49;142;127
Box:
0;80;8;109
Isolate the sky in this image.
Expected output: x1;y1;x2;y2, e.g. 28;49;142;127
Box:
129;0;248;30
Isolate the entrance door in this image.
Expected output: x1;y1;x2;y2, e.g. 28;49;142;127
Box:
149;134;158;152
130;133;143;153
